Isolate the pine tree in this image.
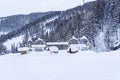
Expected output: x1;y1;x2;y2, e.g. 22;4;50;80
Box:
11;43;18;53
0;43;7;55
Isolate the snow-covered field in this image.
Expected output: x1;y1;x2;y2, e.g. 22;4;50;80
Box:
0;50;120;80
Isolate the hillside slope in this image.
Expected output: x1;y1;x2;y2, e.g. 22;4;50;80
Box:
0;12;53;33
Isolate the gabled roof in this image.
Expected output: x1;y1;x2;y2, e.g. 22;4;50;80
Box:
37;38;43;41
28;37;32;42
80;36;88;40
69;36;79;42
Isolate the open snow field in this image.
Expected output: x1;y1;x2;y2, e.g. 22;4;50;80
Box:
0;50;120;80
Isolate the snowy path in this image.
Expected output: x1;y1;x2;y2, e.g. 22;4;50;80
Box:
0;50;120;80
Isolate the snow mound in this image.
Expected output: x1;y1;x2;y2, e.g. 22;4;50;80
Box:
49;46;59;53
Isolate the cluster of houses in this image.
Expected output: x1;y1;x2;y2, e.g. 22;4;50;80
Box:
18;36;91;54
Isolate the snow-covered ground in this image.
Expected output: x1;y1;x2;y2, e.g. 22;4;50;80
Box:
95;31;107;52
0;50;120;80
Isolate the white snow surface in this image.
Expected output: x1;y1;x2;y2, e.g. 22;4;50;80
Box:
0;50;120;80
95;31;107;52
80;36;88;40
18;47;30;51
3;35;24;50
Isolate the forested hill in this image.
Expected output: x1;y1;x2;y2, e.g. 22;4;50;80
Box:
0;0;120;53
0;11;54;33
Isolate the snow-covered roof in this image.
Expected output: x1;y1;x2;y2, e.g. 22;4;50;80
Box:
33;35;37;38
68;36;79;44
49;46;59;51
37;38;43;41
34;38;45;45
72;36;78;40
28;37;32;42
79;36;90;44
80;36;88;40
18;47;30;51
69;36;78;41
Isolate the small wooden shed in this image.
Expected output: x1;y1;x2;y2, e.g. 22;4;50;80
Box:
79;36;91;50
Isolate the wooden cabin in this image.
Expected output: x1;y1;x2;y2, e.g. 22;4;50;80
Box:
67;36;80;53
32;38;46;51
34;38;45;45
27;38;33;47
79;36;91;50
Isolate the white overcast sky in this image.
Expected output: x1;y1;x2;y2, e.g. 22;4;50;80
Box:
0;0;95;17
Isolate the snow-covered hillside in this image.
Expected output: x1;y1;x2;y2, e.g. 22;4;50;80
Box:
0;0;120;53
3;35;24;50
0;50;120;80
95;31;107;52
